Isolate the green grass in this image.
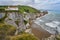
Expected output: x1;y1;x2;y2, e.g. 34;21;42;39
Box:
6;33;38;40
0;22;38;40
0;5;40;13
0;23;16;40
0;6;8;10
18;5;40;13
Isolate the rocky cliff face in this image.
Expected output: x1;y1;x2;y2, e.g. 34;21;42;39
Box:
5;12;26;31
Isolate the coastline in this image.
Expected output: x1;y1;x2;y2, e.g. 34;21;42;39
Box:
31;22;51;40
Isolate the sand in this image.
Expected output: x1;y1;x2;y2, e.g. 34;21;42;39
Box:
31;22;51;40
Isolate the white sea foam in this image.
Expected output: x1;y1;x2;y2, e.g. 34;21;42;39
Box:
34;13;60;34
39;20;44;22
53;21;60;25
45;22;57;28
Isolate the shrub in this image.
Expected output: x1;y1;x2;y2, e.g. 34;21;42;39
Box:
0;23;38;40
7;33;38;40
0;23;16;40
0;24;16;35
24;20;28;25
56;35;60;40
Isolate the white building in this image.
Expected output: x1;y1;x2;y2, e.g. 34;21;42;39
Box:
5;6;18;10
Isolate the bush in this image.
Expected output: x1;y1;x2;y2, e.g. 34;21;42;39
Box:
0;23;38;40
56;35;60;40
0;23;16;40
0;24;16;35
6;33;38;40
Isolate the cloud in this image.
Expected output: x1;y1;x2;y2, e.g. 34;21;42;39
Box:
0;0;60;11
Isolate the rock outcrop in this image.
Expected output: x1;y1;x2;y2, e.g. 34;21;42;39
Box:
5;12;26;33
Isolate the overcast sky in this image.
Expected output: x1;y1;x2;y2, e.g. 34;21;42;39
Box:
0;0;60;11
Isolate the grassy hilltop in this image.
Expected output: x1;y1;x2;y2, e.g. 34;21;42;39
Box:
18;5;40;13
0;5;40;13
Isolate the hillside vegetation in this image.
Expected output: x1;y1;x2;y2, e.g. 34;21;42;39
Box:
18;5;40;13
0;5;40;13
0;22;38;40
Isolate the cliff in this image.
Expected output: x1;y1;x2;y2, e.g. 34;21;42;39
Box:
0;5;48;35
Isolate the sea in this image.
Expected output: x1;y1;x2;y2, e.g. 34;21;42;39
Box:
35;10;60;34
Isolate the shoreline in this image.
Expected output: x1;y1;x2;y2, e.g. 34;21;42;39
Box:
31;21;51;40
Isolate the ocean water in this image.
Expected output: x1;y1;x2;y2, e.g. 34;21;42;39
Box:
35;11;60;34
48;10;60;14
